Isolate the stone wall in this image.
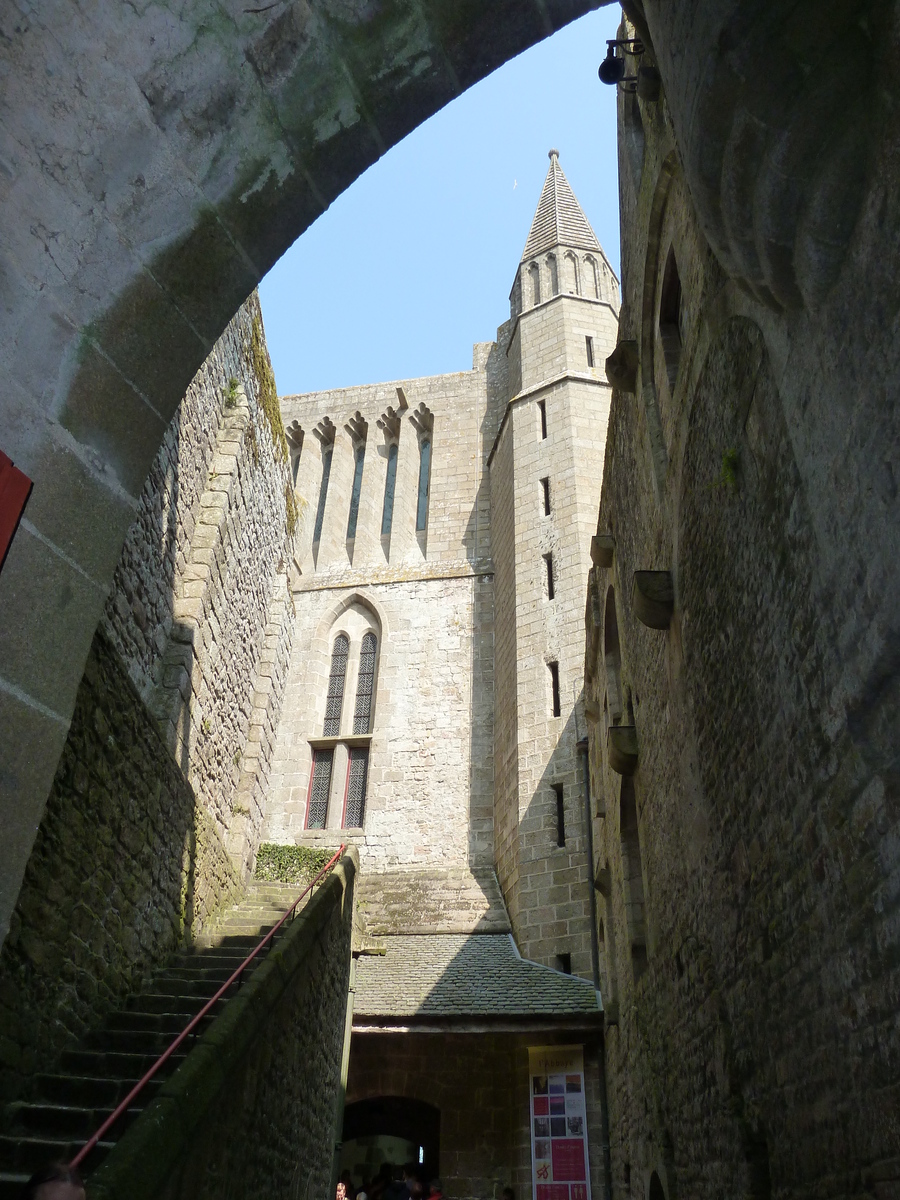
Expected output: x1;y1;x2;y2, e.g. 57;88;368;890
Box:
88;854;357;1200
0;629;238;1102
346;1032;607;1200
587;13;900;1197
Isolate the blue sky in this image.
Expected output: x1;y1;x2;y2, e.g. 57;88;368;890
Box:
259;5;622;396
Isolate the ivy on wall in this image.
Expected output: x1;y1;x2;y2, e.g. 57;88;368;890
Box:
254;843;334;884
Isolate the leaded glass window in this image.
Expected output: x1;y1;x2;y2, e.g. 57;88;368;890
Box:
416;439;431;532
353;632;377;734
344;747;369;828
323;634;349;735
381;443;398;536
307;749;333;829
313;447;333;544
346;444;365;540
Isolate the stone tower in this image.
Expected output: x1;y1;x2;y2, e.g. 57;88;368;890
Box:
492;150;619;978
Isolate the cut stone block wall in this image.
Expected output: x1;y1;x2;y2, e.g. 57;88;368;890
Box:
0;629;239;1102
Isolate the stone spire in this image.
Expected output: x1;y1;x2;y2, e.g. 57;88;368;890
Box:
520;149;602;262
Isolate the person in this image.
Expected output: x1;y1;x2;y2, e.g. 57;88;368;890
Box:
20;1165;85;1200
427;1178;443;1200
339;1171;357;1200
383;1165;408;1200
501;1187;515;1200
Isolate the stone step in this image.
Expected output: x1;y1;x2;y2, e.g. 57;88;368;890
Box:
105;1006;222;1035
0;1171;29;1200
33;1073;164;1110
0;1133;112;1175
7;1100;143;1141
60;1047;188;1078
83;1025;207;1056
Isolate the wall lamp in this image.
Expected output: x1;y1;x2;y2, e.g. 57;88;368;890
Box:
598;39;644;87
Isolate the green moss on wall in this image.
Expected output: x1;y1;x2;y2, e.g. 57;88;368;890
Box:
249;310;289;464
254;843;334;884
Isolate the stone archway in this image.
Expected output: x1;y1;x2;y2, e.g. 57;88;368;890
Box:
0;0;604;939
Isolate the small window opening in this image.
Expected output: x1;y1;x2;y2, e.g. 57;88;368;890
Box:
346;444;365;540
418;1148;424;1166
538;399;548;440
553;784;566;847
585;336;594;368
313;447;333;545
381;442;398;536
556;952;572;975
659;245;683;391
540;477;551;515
548;661;561;718
416;438;431;532
544;553;555;601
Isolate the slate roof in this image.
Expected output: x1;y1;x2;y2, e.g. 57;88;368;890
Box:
353;933;601;1020
521;150;602;262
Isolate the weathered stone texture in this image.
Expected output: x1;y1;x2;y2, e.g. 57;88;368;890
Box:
0;630;238;1102
588;12;900;1195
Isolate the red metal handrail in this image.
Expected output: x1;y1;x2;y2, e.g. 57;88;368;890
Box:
69;845;346;1170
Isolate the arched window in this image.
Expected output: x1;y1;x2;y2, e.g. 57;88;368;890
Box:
416;439;431;532
620;777;648;979
353;632;377;734
529;261;541;306
346;443;366;540
564;251;580;295
381;443;398;537
313;445;332;545
585;256;600;298
547;253;559;295
659;245;683;391
323;633;349;735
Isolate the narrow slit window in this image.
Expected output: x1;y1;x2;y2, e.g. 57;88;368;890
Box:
353;632;377;734
553;784;566;847
538;399;548;440
323;634;349;736
346;444;366;540
585;336;595;367
548;661;561;717
344;747;369;828
381;443;398;536
556;952;572;975
544;553;555;600
306;749;334;830
313;447;333;545
540;477;551;515
416;438;431;532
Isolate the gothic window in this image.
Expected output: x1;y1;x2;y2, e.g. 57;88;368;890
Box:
353;632;377;734
323;634;349;735
548;253;559;296
659;245;683;391
416;439;431;532
529;261;541;306
306;748;334;829
382;442;398;536
344;746;369;827
313;446;333;545
585;256;600;298
565;251;580;295
347;443;366;540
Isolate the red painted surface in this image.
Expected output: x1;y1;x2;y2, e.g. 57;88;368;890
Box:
0;450;33;573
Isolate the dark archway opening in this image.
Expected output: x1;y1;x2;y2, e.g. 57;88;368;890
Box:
342;1097;440;1186
649;1171;666;1200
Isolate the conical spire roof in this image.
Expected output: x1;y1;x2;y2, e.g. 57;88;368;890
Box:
521;150;601;261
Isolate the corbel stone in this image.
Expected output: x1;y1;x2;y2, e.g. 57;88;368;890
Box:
607;724;638;776
637;66;661;102
632;570;674;629
605;340;639;392
594;865;611;895
591;534;615;569
585;699;602;724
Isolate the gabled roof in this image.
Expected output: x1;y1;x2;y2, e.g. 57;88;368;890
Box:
521;150;602;262
353;933;601;1020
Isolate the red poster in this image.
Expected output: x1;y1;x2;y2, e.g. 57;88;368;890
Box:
551;1140;586;1182
536;1186;569;1200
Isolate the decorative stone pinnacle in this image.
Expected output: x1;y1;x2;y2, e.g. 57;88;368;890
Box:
549;148;559;160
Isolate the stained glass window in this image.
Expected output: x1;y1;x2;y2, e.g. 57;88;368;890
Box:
353;632;377;734
344;747;369;828
307;749;333;829
323;634;349;735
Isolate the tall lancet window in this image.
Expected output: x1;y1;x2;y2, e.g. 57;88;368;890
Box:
323;634;349;735
313;446;333;545
416;439;432;532
306;749;333;830
347;443;365;539
353;632;377;734
382;443;398;536
344;747;369;828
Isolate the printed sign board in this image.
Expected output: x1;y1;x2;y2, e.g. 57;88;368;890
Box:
528;1046;590;1200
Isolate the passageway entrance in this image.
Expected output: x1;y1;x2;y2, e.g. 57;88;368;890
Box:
341;1097;440;1186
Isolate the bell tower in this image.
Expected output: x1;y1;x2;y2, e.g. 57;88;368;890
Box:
492;150;619;977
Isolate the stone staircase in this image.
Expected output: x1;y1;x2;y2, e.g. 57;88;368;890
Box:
0;882;302;1199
